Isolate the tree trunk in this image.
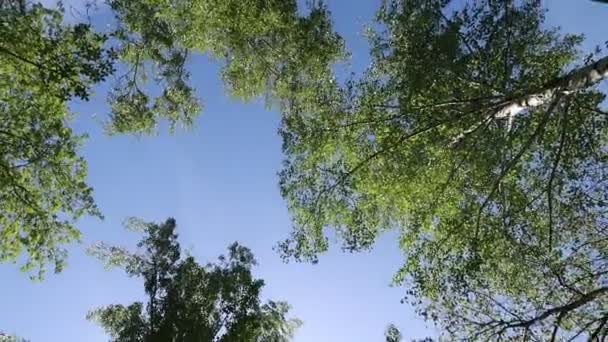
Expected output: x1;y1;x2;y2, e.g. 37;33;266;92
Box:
495;55;608;121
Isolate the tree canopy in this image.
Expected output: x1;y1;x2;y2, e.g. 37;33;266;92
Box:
4;0;608;339
278;0;608;339
384;324;402;342
88;218;301;342
1;1;113;277
0;0;343;277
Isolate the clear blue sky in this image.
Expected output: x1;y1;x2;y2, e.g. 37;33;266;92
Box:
0;1;606;341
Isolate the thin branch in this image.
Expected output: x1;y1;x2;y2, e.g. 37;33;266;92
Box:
474;289;524;322
575;102;608;117
473;99;556;244
549;311;565;342
567;316;602;342
0;45;44;69
503;0;513;88
331;96;499;131
0;163;45;216
590;313;608;341
431;115;494;209
497;286;608;333
550;266;584;296
547;99;569;249
449;113;493;147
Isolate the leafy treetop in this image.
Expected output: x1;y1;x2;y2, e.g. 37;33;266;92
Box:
88;218;301;342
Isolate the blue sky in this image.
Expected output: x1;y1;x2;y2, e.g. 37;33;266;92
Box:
0;1;606;341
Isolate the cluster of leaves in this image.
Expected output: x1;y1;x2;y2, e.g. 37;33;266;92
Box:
87;218;301;342
279;0;608;339
384;324;402;342
105;0;344;133
0;333;28;342
0;0;344;276
1;1;114;278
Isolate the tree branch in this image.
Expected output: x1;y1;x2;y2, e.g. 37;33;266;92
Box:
473;99;556;244
494;55;608;121
0;45;44;69
590;313;608;341
496;286;608;334
547;99;569;249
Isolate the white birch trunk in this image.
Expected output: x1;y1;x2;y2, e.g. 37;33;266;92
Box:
494;55;608;120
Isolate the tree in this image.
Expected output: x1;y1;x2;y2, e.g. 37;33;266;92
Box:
278;0;608;340
106;0;344;134
385;324;402;342
0;333;28;342
1;1;114;278
0;0;343;277
88;218;301;342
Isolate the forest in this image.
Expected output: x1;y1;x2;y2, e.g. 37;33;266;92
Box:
1;0;608;340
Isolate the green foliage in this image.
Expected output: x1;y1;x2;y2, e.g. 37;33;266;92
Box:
0;333;29;342
88;218;301;342
0;1;112;278
0;0;343;277
106;0;344;133
384;324;402;342
279;0;608;339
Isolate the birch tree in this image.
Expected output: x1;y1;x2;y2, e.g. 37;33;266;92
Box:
279;0;608;339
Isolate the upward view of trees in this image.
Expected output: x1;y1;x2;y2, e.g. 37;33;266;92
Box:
88;218;301;342
0;0;343;277
279;1;608;340
2;0;608;340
